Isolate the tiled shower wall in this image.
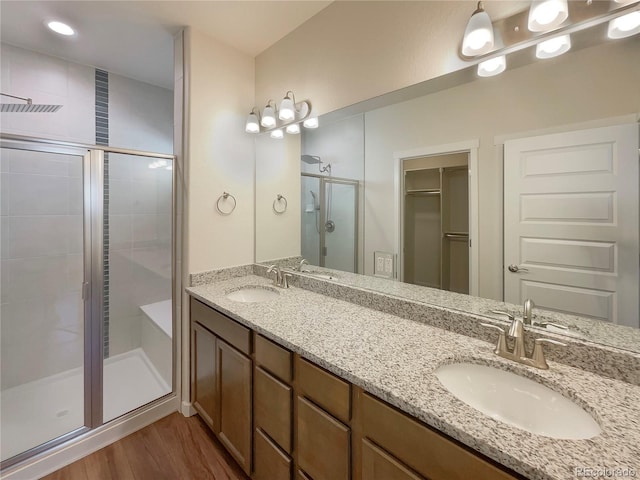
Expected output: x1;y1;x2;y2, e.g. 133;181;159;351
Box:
0;43;173;387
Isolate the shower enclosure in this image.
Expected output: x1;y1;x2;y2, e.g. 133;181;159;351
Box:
301;173;359;272
0;135;175;468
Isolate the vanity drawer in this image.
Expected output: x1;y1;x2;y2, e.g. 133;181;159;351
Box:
360;392;518;480
191;298;250;355
297;396;350;480
255;334;292;383
254;427;291;480
254;366;292;453
295;356;351;424
362;438;423;480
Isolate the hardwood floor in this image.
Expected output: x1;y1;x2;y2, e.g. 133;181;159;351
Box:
41;413;249;480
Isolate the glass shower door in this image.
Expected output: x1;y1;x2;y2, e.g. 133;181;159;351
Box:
0;145;90;463
322;179;358;272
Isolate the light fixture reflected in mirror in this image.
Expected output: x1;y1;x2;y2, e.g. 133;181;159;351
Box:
462;2;495;56
285;123;300;134
270;129;284;139
528;0;569;32
536;34;571;58
245;108;260;133
477;55;506;76
608;10;640;38
303;109;319;129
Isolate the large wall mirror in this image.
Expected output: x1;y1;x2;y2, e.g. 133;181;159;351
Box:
254;13;640;354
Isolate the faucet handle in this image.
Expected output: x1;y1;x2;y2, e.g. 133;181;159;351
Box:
282;272;292;288
480;323;507;356
491;310;515;321
266;265;281;285
531;338;567;369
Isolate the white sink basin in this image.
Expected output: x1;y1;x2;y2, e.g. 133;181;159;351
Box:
226;287;279;303
435;363;601;440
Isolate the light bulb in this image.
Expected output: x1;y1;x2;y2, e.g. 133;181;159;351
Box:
303;112;319;129
270;129;284;139
279;94;295;121
261;105;276;128
477;55;506;77
536;34;571;59
608;11;640;39
528;0;568;32
245;112;260;133
462;2;494;56
285;123;300;134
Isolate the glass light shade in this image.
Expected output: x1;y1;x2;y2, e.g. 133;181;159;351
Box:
536;34;571;59
47;21;75;36
279;96;296;121
261;105;276;127
270;129;284;139
462;5;494;56
477;55;506;77
285;123;300;134
528;0;569;32
608;12;640;39
245;112;260;133
303;113;319;129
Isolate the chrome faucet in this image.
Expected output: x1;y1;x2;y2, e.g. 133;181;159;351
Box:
297;258;309;272
266;265;292;289
482;301;566;369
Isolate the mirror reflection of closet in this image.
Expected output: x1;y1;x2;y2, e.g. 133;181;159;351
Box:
402;153;469;293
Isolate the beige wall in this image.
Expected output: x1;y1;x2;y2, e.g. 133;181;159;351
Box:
255;1;526;116
364;40;640;300
184;28;255;275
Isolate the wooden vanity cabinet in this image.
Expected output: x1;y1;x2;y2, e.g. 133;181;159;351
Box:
190;296;522;480
191;298;252;475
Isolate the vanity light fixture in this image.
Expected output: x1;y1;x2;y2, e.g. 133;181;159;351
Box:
528;0;569;32
260;101;277;128
245;108;260;133
536;34;571;58
462;2;495;56
270;129;284;139
245;90;314;138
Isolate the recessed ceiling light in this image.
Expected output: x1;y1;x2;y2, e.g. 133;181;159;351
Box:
47;21;75;36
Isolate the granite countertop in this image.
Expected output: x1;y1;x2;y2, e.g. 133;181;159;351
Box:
187;275;640;480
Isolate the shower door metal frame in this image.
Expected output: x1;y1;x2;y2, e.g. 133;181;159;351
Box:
302;173;360;273
0;138;96;469
0;133;177;470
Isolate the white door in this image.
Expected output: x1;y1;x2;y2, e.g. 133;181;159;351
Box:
504;124;639;327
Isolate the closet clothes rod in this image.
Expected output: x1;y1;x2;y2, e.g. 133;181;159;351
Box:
443;232;469;240
406;189;441;196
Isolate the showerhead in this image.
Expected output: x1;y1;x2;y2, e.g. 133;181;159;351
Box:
301;154;331;175
1;93;62;113
301;154;322;165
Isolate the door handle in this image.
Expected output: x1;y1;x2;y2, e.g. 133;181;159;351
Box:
508;264;529;273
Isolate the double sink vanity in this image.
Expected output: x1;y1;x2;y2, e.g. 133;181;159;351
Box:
186;264;640;480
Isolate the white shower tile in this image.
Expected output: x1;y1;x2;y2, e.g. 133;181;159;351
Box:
109;214;132;250
109;154;132;181
0;256;70;303
8;173;69;215
132;180;157;214
109;179;133;215
133;214;158;247
7;149;70;176
6;216;72;258
1;172;9;216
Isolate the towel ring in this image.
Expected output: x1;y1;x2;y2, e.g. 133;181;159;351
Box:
216;192;236;216
273;194;287;214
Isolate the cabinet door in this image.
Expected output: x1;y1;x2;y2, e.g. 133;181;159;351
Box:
217;339;252;475
255;366;292;453
297;396;350;480
193;323;217;430
254;428;292;480
361;438;423;480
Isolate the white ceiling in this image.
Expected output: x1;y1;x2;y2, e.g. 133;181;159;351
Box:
0;1;332;90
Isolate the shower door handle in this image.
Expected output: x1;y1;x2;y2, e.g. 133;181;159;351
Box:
82;282;90;300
